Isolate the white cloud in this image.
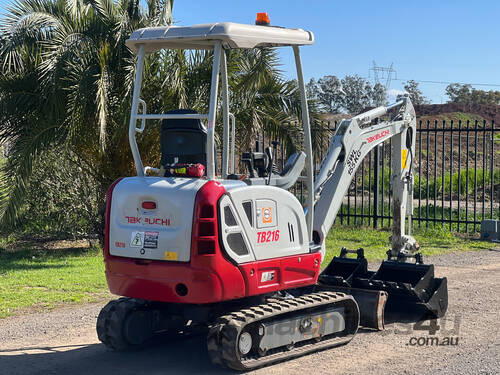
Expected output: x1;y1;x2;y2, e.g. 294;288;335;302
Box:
386;88;406;103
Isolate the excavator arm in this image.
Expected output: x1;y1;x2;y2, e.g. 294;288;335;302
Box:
312;95;418;261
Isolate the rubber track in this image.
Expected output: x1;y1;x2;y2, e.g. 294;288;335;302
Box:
96;297;146;351
207;291;359;371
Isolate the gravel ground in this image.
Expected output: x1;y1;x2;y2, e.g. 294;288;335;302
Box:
1;248;499;375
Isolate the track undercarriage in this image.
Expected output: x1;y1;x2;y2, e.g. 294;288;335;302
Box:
97;290;359;370
97;247;447;370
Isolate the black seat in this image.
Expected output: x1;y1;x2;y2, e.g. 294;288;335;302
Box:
161;109;207;167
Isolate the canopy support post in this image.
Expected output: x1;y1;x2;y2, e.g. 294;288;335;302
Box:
293;45;314;242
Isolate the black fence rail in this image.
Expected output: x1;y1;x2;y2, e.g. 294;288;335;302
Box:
250;118;499;233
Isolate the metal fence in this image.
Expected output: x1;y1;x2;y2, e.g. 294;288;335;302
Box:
251;119;499;233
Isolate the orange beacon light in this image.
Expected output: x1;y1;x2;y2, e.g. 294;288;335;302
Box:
255;12;270;26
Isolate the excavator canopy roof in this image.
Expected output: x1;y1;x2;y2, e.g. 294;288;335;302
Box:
126;22;314;54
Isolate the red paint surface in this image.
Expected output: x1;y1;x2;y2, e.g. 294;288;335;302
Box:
104;180;246;304
238;252;321;296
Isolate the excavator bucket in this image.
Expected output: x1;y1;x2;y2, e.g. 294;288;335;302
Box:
319;248;448;322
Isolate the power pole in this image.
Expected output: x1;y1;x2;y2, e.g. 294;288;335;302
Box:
369;61;397;89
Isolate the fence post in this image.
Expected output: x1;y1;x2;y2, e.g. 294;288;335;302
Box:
373;144;381;228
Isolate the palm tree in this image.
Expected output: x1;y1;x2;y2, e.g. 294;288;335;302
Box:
0;0;174;231
0;0;318;237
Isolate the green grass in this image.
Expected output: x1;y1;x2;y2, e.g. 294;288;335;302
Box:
323;224;496;265
0;245;109;318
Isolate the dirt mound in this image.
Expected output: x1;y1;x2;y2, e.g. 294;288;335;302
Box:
415;103;500;124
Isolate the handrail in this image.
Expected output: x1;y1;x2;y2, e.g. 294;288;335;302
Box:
129;44;146;176
229;113;236;174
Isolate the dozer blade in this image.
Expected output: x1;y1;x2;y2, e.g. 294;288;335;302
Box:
319;248;448;321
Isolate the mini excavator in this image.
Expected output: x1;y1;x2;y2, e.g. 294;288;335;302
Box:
97;16;448;370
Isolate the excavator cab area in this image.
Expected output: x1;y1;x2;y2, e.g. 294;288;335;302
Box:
125;21;316;230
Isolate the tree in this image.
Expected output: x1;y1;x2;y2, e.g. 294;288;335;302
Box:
316;75;343;113
0;0;308;236
307;74;388;114
305;76;343;113
445;83;472;103
445;83;500;105
371;82;387;107
341;75;373;114
306;78;318;99
403;80;428;105
0;0;153;233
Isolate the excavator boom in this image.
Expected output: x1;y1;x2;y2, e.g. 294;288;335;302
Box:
313;96;447;319
313;96;417;260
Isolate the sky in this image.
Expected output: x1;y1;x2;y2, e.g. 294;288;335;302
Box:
1;0;500;103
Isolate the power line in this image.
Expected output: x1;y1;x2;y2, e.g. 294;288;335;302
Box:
391;78;500;88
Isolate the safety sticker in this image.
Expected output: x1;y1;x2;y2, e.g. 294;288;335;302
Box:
130;231;144;247
164;251;178;261
262;207;273;224
261;271;275;282
144;231;159;249
402;149;408;169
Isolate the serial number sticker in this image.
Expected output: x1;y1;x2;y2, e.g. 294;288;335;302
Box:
130;231;144;247
261;271;275;282
164;251;178;261
144;231;159;249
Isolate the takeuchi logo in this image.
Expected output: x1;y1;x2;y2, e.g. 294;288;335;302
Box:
367;129;390;143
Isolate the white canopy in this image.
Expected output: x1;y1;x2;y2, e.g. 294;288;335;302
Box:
126;22;314;54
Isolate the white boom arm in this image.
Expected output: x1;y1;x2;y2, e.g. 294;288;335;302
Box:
313;95;418;261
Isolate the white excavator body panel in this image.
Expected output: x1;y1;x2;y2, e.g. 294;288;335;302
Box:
221;185;309;263
108;177;207;262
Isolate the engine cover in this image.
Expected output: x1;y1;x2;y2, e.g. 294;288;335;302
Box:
108;176;206;262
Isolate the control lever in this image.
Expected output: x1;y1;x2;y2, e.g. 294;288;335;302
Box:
242;149;255;178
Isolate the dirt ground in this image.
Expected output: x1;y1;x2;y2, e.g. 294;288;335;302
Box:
1;248;499;375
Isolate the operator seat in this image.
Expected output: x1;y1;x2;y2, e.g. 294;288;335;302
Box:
161;109;209;167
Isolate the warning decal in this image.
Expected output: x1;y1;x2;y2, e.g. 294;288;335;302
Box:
402;149;408;169
164;251;178;261
130;231;144;247
144;231;159;249
262;207;272;224
256;199;277;229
